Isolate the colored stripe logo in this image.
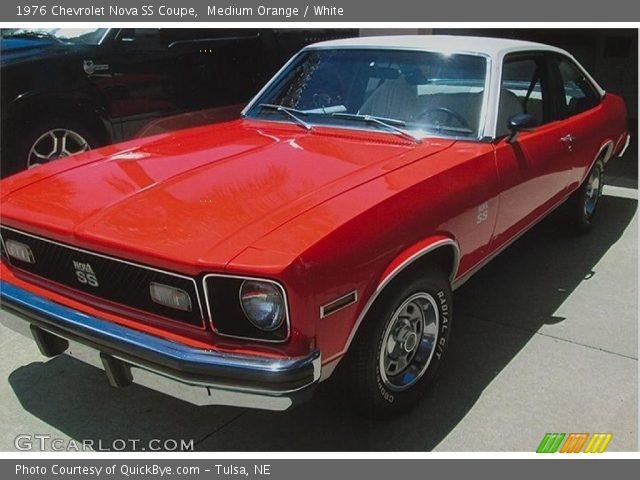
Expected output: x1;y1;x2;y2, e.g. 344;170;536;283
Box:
537;433;612;453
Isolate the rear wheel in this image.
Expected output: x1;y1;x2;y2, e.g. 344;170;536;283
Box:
570;158;605;231
340;270;453;418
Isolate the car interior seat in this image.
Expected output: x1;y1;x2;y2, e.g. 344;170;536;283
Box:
497;88;525;137
358;76;419;121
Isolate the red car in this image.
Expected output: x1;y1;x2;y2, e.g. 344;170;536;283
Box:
0;36;630;417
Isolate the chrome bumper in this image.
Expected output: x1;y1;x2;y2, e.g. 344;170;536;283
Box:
0;280;320;411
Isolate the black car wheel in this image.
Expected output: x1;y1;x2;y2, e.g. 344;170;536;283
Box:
341;270;453;418
6;118;99;176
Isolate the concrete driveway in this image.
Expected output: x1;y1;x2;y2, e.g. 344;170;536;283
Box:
0;150;636;453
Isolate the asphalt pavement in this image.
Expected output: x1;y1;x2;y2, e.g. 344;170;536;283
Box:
0;148;637;452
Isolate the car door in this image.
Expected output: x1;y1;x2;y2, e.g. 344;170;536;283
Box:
491;52;575;251
548;53;606;190
106;28;179;139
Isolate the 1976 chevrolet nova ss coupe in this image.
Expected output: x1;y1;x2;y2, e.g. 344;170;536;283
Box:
0;36;630;417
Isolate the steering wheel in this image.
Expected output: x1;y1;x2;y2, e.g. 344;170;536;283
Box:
418;107;471;131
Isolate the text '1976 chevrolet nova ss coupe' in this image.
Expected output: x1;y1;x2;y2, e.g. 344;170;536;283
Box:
0;36;630;417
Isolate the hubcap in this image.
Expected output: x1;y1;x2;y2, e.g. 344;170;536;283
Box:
584;166;602;217
379;292;440;392
27;129;90;169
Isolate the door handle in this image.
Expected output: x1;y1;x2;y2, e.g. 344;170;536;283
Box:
560;134;576;143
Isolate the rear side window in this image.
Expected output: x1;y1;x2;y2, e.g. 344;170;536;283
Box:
555;56;600;117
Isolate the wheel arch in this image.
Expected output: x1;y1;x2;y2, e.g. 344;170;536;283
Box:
322;235;459;378
578;139;614;185
4;91;113;146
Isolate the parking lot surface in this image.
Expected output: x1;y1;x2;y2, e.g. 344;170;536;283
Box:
0;150;637;452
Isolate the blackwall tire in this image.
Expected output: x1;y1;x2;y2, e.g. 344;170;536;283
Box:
5;118;99;176
571;158;605;232
342;270;453;419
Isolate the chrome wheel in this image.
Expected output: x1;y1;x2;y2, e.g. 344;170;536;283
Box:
584;164;602;218
27;129;90;168
379;292;439;392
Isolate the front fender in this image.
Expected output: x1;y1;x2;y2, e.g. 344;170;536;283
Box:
321;234;459;370
379;234;460;285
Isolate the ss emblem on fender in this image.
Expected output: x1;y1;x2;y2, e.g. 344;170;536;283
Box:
476;202;489;224
72;260;99;287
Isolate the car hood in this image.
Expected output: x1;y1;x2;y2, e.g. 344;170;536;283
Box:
0;120;454;273
0;37;76;66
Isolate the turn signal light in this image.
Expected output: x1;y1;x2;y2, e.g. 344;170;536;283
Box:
5;240;35;264
149;282;192;312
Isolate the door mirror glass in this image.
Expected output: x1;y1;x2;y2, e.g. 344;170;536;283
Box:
508;113;538;131
507;113;538;144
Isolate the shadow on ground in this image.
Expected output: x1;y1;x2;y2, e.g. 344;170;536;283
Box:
7;156;638;451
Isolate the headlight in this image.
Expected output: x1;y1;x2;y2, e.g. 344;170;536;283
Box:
239;280;285;331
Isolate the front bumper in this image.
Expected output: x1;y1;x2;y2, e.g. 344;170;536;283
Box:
0;280;320;411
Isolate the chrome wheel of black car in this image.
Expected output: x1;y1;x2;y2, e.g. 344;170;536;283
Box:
27;128;91;168
379;292;439;392
3;117;101;177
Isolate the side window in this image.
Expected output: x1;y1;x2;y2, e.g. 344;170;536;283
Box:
118;29;166;51
556;56;600;117
498;57;546;137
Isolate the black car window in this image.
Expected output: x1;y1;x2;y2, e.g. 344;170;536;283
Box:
118;29;166;51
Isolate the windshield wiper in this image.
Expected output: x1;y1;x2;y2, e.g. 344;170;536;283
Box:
257;104;312;131
332;113;421;143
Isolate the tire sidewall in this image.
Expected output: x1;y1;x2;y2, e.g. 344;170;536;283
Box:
6;117;98;176
577;158;605;229
366;273;453;414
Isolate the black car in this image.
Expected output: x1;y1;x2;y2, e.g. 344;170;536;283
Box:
0;28;356;177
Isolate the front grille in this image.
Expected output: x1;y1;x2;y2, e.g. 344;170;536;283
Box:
0;226;204;327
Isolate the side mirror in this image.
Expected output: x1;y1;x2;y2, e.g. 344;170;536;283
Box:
507;113;537;144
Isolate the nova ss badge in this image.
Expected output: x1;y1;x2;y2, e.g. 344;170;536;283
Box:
477;202;490;224
72;260;99;287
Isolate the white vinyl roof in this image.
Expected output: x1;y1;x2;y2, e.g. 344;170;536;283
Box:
306;35;569;58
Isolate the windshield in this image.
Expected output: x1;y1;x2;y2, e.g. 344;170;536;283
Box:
0;28;108;45
246;49;488;139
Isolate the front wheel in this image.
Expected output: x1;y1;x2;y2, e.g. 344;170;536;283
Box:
4;117;99;176
341;271;453;418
